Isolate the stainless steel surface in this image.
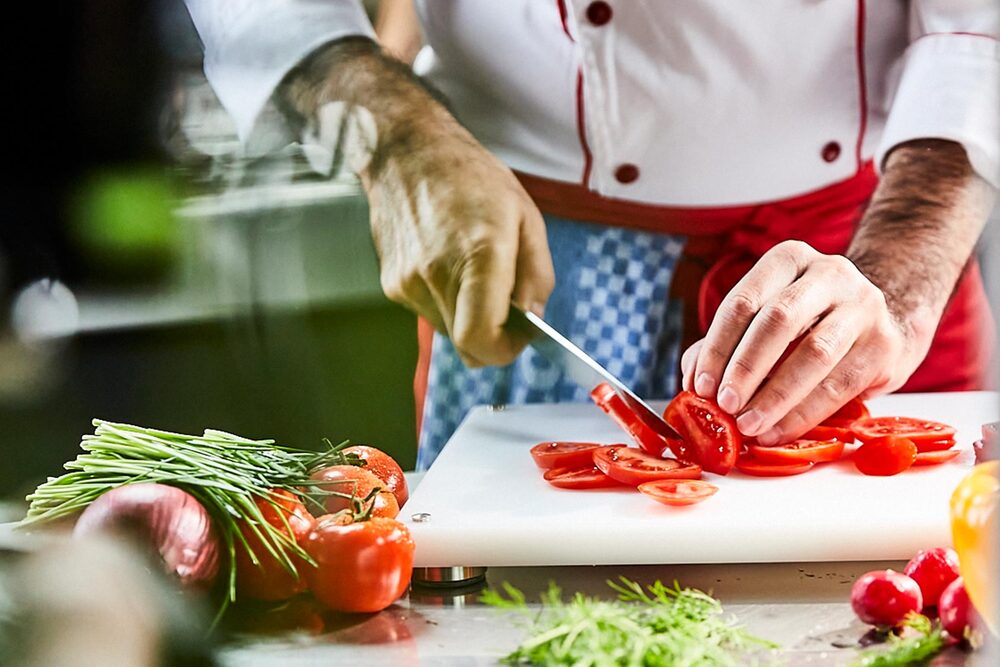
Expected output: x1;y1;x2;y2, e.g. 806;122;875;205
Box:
506;305;682;441
412;566;488;587
218;561;978;665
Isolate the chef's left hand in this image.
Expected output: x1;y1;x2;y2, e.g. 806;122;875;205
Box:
679;240;932;445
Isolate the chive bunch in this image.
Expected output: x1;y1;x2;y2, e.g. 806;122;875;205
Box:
21;419;358;606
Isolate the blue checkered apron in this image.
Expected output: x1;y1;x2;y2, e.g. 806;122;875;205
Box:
416;215;687;470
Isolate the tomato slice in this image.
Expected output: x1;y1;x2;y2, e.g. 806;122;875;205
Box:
821;397;870;428
735;457;815;477
590;383;674;456
913;449;962;466
530;442;603;469
914;438;956;453
748;439;846;465
638;479;719;506
662;391;740;475
803;425;854;443
543;465;621;489
853;436;918;476
592;445;702;486
852;416;956;445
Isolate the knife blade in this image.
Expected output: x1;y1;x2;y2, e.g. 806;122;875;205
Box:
507;304;683;442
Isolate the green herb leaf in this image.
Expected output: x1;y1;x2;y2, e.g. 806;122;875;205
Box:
482;578;778;666
850;614;946;667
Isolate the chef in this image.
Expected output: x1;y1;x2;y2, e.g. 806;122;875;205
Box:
184;1;997;469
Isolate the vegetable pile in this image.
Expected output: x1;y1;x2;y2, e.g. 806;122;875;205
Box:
848;546;982;665
19;419;413;617
531;385;969;508
482;577;776;666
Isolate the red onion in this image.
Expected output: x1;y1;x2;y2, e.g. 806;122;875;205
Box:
73;483;221;588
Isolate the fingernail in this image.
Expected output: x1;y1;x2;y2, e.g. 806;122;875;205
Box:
736;409;763;436
694;373;716;398
717;386;739;414
756;428;781;447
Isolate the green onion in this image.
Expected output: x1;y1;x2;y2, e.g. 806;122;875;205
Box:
19;419;361;615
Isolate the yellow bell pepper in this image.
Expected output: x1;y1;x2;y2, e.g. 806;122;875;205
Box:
950;461;998;634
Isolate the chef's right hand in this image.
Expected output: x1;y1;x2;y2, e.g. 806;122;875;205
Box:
364;125;555;367
282;38;555;368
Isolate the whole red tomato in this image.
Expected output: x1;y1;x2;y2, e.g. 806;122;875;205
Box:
311;465;400;518
235;489;316;601
304;514;415;613
343;445;409;508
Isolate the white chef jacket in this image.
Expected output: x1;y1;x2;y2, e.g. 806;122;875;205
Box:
184;0;998;207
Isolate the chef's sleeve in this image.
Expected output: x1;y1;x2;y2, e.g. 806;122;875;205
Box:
875;1;999;187
183;0;375;143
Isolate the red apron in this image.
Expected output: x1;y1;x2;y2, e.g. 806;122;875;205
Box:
414;166;995;434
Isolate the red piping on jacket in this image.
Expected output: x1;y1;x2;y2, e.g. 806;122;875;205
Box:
915;31;999;43
575;69;594;187
556;0;574;41
854;0;869;173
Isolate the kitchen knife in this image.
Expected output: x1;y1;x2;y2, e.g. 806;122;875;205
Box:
506;304;683;442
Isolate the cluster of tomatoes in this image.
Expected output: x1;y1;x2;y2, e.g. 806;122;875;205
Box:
235;445;414;613
851;548;979;642
531;385;963;506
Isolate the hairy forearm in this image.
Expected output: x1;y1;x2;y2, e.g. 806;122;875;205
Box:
277;37;460;180
848;139;996;342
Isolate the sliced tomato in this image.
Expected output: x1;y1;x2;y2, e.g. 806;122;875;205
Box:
735;457;815;477
803;425;854;443
853;436;918;476
852;416;956;445
590;383;673;455
530;442;603;470
592;445;702;486
543;465;621;489
748;439;846;465
821;397;870;428
662;391;740;475
913;449;962;466
638;479;719;506
914;438;956;453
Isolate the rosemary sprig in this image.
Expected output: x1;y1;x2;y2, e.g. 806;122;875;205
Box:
482;577;778;666
19;419;362;611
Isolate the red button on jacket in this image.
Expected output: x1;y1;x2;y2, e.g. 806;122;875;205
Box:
822;141;841;162
586;1;613;26
615;163;640;183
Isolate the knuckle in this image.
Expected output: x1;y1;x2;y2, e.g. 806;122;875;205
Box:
728;355;757;383
823;254;856;277
724;291;761;323
819;368;862;401
773;239;812;261
379;275;405;303
759;301;796;333
802;333;840;368
762;381;792;407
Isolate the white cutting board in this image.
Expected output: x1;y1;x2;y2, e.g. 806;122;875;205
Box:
402;392;998;567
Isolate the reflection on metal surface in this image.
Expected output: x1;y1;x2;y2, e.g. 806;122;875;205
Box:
412;566;488;588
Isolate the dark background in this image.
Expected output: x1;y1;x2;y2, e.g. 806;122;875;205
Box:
0;2;419;501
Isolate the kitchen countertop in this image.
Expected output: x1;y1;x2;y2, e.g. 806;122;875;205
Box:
218;560;978;666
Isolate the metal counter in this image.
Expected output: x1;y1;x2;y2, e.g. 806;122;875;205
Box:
218;560;976;666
